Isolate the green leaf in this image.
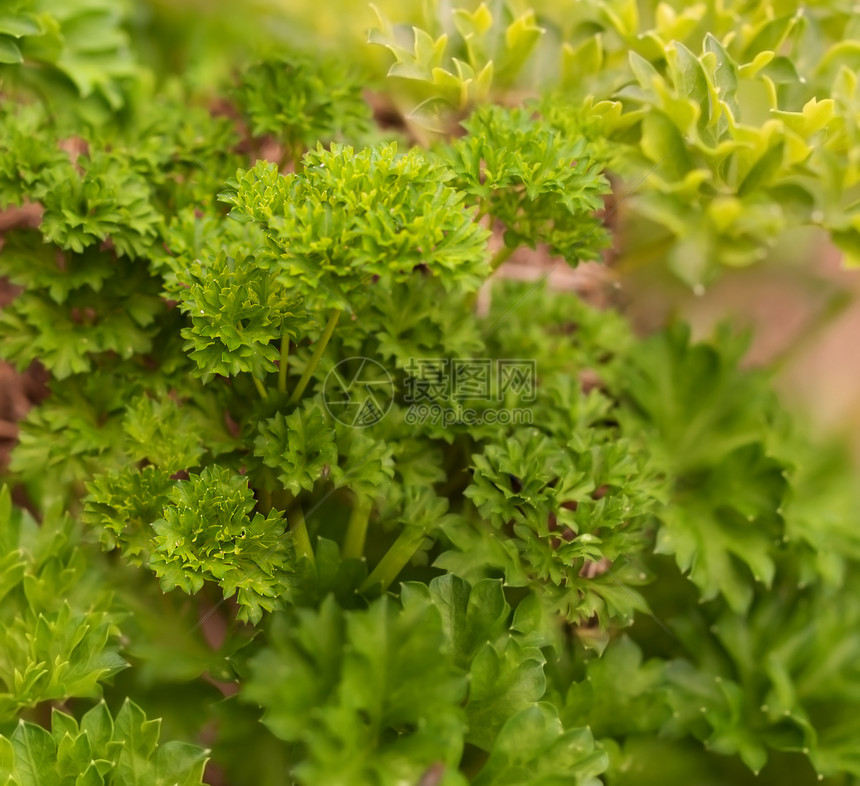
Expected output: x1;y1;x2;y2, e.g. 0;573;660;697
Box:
562;35;604;80
0;14;41;38
154;742;209;785
84;466;174;562
10;722;55;786
0;702;207;785
424;575;510;669
629;50;661;89
742;13;801;61
0;35;22;64
473;705;607;786
404;575;550;750
0;736;13;779
444;104;610;261
624;325;788;611
665;41;710;122
0;489;124;719
175;250;310;382
148;466;297;623
639;112;692;179
451;422;659;627
703;33;739;107
467;639;547;750
235;55;371;157
80;703;114;753
564;636;670;738
738;141;785;196
759;55;800;85
114;700;160;784
222;143;492;309
121;394;204;474
244;595;466;783
254;402;337;495
76;764;105;786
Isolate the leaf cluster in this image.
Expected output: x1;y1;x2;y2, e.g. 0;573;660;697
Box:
244;576;607;785
234;55;372;161
0;488;124;720
370;2;544;126
222;142;492;309
443;104;611;262
372;0;860;283
0;699;208;786
0;0;137;115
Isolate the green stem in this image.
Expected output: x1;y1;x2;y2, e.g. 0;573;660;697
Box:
278;335;290;395
489;245;514;272
343;496;373;560
252;375;268;400
466;244;517;312
289;309;341;405
289;505;315;567
360;528;425;593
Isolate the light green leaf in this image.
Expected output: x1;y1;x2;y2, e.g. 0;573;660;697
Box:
0;15;40;38
10;723;55;786
0;35;22;63
473;705;607;786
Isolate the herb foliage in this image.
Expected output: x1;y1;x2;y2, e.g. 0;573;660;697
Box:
0;2;859;784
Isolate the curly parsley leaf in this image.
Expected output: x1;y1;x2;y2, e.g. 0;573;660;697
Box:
148;466;297;623
254;401;338;495
221;143;492;310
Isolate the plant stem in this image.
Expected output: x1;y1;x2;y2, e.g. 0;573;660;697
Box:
289;505;315;567
466;244;517;312
343;496;373;559
278;335;290;394
490;245;514;272
360;528;425;593
252;375;268;400
289;309;341;405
